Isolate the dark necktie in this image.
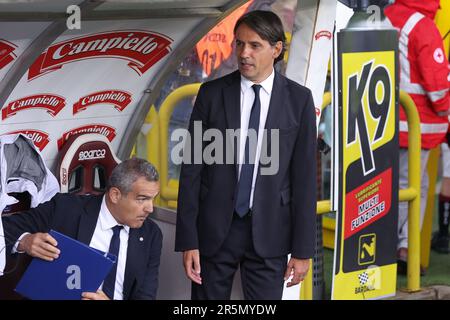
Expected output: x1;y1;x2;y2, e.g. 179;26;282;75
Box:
102;225;123;299
235;84;261;217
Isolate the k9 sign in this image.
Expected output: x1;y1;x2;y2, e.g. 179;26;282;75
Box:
332;29;399;300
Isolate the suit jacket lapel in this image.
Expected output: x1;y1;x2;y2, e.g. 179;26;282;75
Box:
223;71;241;176
122;230;137;299
254;72;286;195
223;70;241;130
264;71;285;133
77;195;102;245
123;228;144;300
259;71;286;174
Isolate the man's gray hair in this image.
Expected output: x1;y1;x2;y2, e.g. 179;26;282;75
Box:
107;157;159;194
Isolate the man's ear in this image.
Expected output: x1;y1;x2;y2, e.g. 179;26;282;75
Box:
273;41;283;59
108;187;122;204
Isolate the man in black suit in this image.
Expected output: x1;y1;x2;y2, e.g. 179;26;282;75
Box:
3;158;162;300
175;10;317;299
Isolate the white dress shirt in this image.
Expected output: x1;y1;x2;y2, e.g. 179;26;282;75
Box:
89;196;129;300
238;69;275;208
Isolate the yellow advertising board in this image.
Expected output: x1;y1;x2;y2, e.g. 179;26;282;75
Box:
332;30;399;300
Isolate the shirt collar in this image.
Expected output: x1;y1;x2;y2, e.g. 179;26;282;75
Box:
99;195;130;234
240;68;275;95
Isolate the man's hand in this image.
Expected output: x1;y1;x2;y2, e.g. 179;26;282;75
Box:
18;233;60;261
81;290;110;300
183;249;202;285
284;257;310;287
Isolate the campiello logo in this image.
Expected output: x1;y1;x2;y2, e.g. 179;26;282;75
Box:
57;124;116;150
3;130;50;151
314;30;332;40
28;30;173;80
73;90;132;115
2;94;66;120
0;39;17;70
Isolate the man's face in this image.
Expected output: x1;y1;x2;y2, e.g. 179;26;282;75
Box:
235;23;282;83
111;178;160;228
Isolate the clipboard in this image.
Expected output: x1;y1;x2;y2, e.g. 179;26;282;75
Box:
15;229;116;300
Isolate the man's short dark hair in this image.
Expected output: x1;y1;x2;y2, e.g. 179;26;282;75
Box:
234;10;286;64
107;157;159;194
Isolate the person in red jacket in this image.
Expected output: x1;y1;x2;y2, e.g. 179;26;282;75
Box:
385;0;450;273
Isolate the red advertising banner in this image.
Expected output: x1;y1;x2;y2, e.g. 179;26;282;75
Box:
73;90;132;114
344;168;392;239
3;130;50;151
28;30;172;80
57;124;116;150
2;94;66;120
315;30;332;40
0;39;17;70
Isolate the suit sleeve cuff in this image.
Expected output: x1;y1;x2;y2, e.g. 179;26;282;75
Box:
12;232;30;254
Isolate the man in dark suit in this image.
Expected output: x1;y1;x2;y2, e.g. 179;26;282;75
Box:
175;10;317;300
3;158;162;300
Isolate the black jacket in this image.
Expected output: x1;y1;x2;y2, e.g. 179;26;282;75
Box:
3;193;162;300
175;70;317;259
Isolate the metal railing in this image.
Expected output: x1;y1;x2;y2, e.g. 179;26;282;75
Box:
158;83;201;207
399;90;422;292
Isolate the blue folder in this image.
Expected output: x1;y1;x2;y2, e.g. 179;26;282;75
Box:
15;230;116;300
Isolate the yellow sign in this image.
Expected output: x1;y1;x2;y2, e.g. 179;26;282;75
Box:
342;51;396;173
332;30;398;300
